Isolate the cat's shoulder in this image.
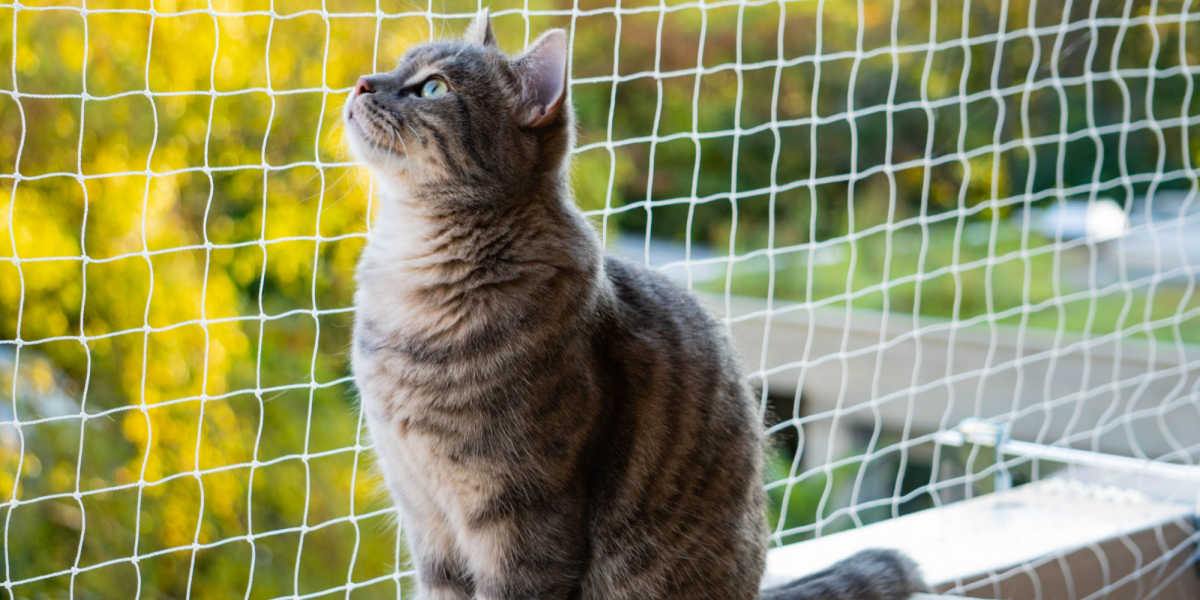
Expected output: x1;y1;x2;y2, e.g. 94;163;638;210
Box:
600;254;714;328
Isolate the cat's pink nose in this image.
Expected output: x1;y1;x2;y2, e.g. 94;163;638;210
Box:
354;77;374;96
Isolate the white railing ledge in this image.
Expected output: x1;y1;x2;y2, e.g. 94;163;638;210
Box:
763;472;1199;599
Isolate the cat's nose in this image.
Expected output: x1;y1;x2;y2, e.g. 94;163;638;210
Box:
354;77;374;96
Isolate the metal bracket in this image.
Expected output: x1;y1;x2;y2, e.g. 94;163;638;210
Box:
937;419;1013;492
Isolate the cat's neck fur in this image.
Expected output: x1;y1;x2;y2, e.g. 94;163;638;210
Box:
355;173;603;356
360;174;591;271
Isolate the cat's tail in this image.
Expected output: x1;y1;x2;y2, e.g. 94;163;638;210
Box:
759;548;928;600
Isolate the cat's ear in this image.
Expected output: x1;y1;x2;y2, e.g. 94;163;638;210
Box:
464;8;496;47
511;29;568;128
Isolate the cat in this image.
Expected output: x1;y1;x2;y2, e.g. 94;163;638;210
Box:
345;10;926;600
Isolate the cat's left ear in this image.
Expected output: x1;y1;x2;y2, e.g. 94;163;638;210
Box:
464;8;496;47
512;29;568;128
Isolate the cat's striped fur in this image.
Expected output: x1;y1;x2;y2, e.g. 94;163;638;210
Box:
345;11;925;600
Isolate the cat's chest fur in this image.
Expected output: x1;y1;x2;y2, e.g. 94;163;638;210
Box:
349;199;598;463
351;254;497;420
351;261;515;516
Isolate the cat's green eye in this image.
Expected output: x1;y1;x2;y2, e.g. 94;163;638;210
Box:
420;77;448;98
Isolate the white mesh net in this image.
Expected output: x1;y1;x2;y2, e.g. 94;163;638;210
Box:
1;0;1198;598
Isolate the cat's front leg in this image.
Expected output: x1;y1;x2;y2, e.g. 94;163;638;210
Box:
455;502;587;600
415;558;473;600
363;412;474;599
403;512;475;600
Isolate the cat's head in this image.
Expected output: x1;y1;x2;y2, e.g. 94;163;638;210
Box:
344;11;570;196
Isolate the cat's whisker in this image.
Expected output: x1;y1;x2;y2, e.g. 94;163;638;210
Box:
399;138;411;158
404;122;421;144
392;128;410;158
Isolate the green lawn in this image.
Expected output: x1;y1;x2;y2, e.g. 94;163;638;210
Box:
709;221;1200;345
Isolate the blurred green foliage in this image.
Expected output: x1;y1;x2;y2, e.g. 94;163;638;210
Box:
0;0;1198;596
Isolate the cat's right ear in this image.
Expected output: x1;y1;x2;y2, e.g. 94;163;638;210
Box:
464;8;497;47
511;29;568;128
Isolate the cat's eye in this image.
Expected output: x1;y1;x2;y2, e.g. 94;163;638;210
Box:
420;77;448;99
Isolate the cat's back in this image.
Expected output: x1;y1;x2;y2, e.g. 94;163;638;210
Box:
582;256;766;599
598;255;749;413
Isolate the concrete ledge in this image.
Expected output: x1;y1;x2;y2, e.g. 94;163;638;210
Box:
763;472;1199;599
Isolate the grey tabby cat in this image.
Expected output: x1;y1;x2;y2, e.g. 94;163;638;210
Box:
345;11;926;600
